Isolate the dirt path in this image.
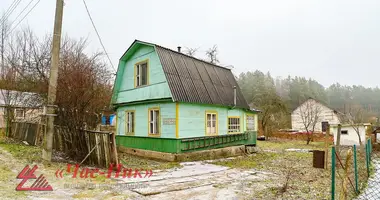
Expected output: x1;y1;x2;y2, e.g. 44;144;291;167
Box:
113;161;276;200
0;146;278;200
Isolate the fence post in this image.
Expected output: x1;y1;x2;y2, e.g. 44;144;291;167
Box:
354;144;359;194
331;146;336;200
369;138;372;156
366;142;370;177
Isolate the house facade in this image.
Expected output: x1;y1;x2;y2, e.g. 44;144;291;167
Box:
0;90;43;129
291;98;341;132
111;40;259;154
330;124;370;146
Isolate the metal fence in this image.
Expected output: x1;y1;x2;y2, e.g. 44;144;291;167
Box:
331;138;379;200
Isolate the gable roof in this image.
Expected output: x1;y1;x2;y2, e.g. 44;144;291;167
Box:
116;40;250;109
293;97;339;113
0;89;43;108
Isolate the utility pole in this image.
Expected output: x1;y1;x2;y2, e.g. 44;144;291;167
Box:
42;0;64;161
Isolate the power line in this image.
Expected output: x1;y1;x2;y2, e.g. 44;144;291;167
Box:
6;0;41;37
82;0;116;73
0;0;17;23
8;0;36;30
0;0;23;26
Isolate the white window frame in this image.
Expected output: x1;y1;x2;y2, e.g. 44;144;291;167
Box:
125;111;134;135
135;61;148;87
148;108;160;135
246;114;255;131
206;112;217;135
228;117;241;133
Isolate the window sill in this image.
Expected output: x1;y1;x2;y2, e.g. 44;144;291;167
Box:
148;134;161;137
134;84;149;89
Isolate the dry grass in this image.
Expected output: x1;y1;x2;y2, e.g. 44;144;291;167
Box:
118;153;181;171
214;140;331;199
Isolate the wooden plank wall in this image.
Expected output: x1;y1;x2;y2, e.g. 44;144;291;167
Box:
10;122;117;168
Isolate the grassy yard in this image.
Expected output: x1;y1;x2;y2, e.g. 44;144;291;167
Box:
118;152;181;171
213;140;331;200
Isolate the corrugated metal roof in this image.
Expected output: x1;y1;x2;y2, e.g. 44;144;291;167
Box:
152;41;249;109
118;40;249;109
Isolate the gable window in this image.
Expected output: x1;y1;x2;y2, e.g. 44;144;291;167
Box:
246;114;255;131
149;108;160;135
125;111;135;135
206;112;217;135
15;109;25;119
341;130;348;135
228;117;240;133
135;61;148;87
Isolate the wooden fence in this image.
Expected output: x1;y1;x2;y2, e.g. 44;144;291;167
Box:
9;122;118;168
10;122;44;145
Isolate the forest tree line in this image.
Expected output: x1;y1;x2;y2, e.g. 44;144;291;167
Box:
237;70;380;135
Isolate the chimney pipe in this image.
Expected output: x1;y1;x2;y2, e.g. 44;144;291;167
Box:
233;86;237;107
177;46;181;53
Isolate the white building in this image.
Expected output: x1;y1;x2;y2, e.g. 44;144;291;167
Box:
291;98;341;132
330;124;370;146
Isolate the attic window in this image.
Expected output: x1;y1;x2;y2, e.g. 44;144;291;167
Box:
135;61;148;87
341;130;348;135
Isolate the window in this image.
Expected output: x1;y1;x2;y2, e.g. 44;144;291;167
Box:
15;109;25;119
206;112;217;135
135;61;148;87
228;117;240;133
246;114;255;131
341;130;348;135
149;108;160;135
321;121;329;132
125;111;134;134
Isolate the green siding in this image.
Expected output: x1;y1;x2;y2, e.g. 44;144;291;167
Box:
116;136;180;153
178;103;251;138
116;102;176;138
116;131;257;153
115;45;172;104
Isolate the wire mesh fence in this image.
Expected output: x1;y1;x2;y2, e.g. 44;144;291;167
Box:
331;138;378;200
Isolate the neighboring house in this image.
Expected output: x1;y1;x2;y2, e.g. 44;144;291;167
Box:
0;89;43;128
291;98;341;132
111;40;259;154
330;123;370;146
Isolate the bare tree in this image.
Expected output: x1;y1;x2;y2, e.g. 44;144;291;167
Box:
205;45;219;64
184;47;198;57
340;103;366;146
297;99;322;144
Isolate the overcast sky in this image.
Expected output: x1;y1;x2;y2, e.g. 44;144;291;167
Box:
1;0;379;87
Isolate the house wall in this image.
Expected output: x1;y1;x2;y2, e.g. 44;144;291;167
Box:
116;102;258;139
178;103;258;138
291;99;340;132
331;125;367;146
116;45;172;104
116;101;176;138
0;107;42;128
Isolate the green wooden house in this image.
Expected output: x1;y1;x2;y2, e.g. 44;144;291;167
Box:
111;40;259;154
